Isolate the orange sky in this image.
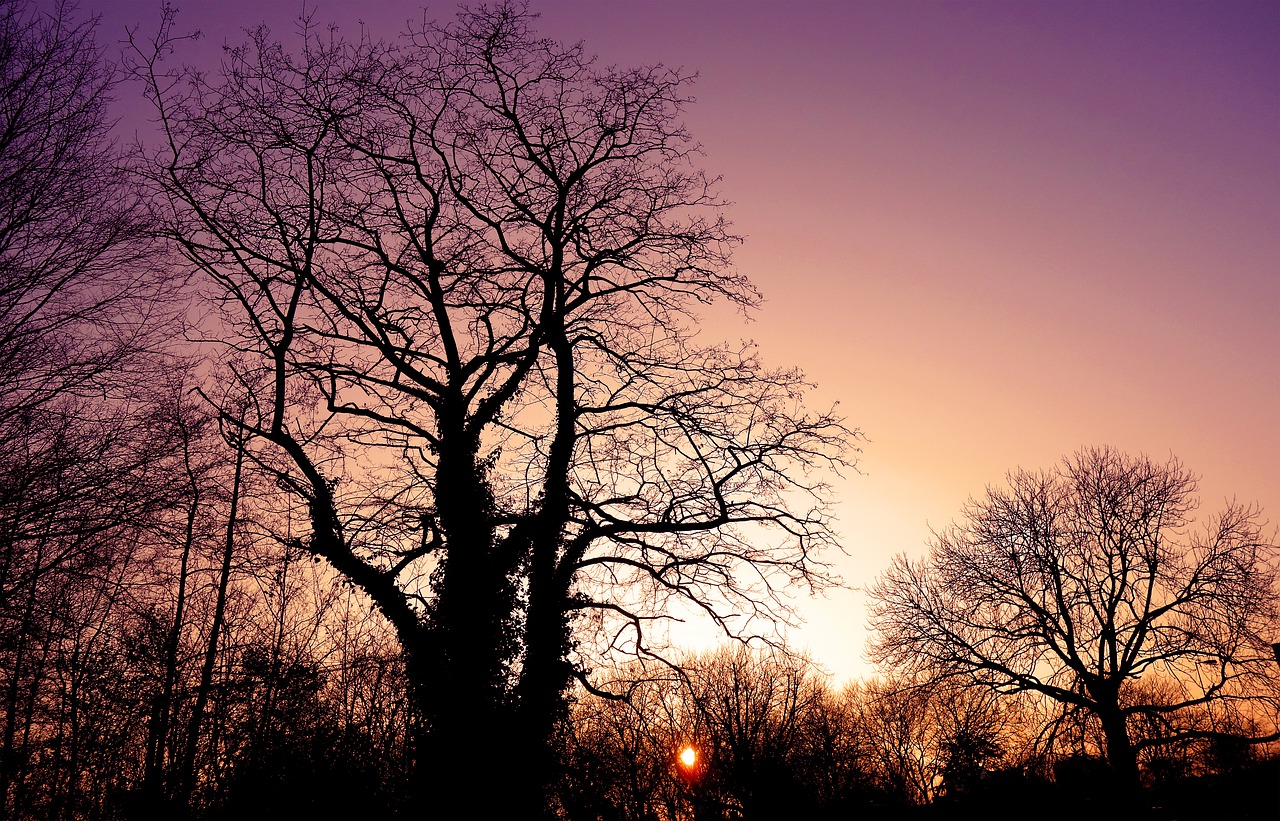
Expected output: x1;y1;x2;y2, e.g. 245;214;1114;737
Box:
85;0;1279;684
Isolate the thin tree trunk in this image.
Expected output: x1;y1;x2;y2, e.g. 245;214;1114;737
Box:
142;434;201;813
0;592;32;818
179;439;243;809
0;536;46;819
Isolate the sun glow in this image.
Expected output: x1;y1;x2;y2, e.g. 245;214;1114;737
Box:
679;746;697;767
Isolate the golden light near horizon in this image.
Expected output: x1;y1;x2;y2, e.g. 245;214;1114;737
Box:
679;745;697;768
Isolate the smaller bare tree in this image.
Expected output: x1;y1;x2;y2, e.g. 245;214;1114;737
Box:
868;447;1280;798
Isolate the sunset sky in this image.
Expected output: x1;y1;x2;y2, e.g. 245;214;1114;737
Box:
82;0;1279;684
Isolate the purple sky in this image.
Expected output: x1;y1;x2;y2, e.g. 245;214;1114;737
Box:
74;0;1280;683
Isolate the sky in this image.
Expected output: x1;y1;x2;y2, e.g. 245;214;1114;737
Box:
76;0;1279;685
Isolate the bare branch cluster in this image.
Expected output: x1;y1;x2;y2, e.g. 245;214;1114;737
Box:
125;2;855;813
868;446;1280;792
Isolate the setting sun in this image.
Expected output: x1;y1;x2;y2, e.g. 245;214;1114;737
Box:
679;746;697;768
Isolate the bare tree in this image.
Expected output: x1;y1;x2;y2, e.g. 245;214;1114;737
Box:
557;646;868;821
0;0;158;602
176;410;247;811
556;670;677;821
0;0;160;434
130;3;852;814
847;677;1017;806
0;3;178;812
681;645;822;818
868;447;1280;798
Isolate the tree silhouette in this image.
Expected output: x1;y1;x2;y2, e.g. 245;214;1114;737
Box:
868;447;1280;800
0;1;174;814
555;647;887;821
846;676;1020;807
0;0;160;434
130;2;852;814
681;645;823;818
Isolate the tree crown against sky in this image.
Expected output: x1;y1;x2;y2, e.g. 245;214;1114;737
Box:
0;0;171;618
127;1;854;813
0;0;164;423
0;2;198;817
868;446;1280;792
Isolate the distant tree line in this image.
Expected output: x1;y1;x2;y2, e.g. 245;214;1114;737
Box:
560;646;1277;820
0;1;1276;819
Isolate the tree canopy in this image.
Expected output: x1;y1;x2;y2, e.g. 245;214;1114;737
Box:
129;2;852;814
868;447;1280;793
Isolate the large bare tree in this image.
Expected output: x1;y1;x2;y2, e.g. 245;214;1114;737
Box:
868;447;1280;798
131;3;852;814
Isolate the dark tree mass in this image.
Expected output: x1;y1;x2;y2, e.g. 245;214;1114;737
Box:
128;2;850;816
0;1;1276;819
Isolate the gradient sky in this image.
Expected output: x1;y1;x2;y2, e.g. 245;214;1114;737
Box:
79;0;1280;684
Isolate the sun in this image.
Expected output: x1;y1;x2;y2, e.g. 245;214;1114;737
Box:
679;746;697;767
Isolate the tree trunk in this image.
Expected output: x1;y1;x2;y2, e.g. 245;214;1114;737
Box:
512;567;572;818
1096;701;1141;808
506;290;579;818
179;439;243;810
414;421;527;818
0;556;39;819
141;492;199;814
402;627;519;821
